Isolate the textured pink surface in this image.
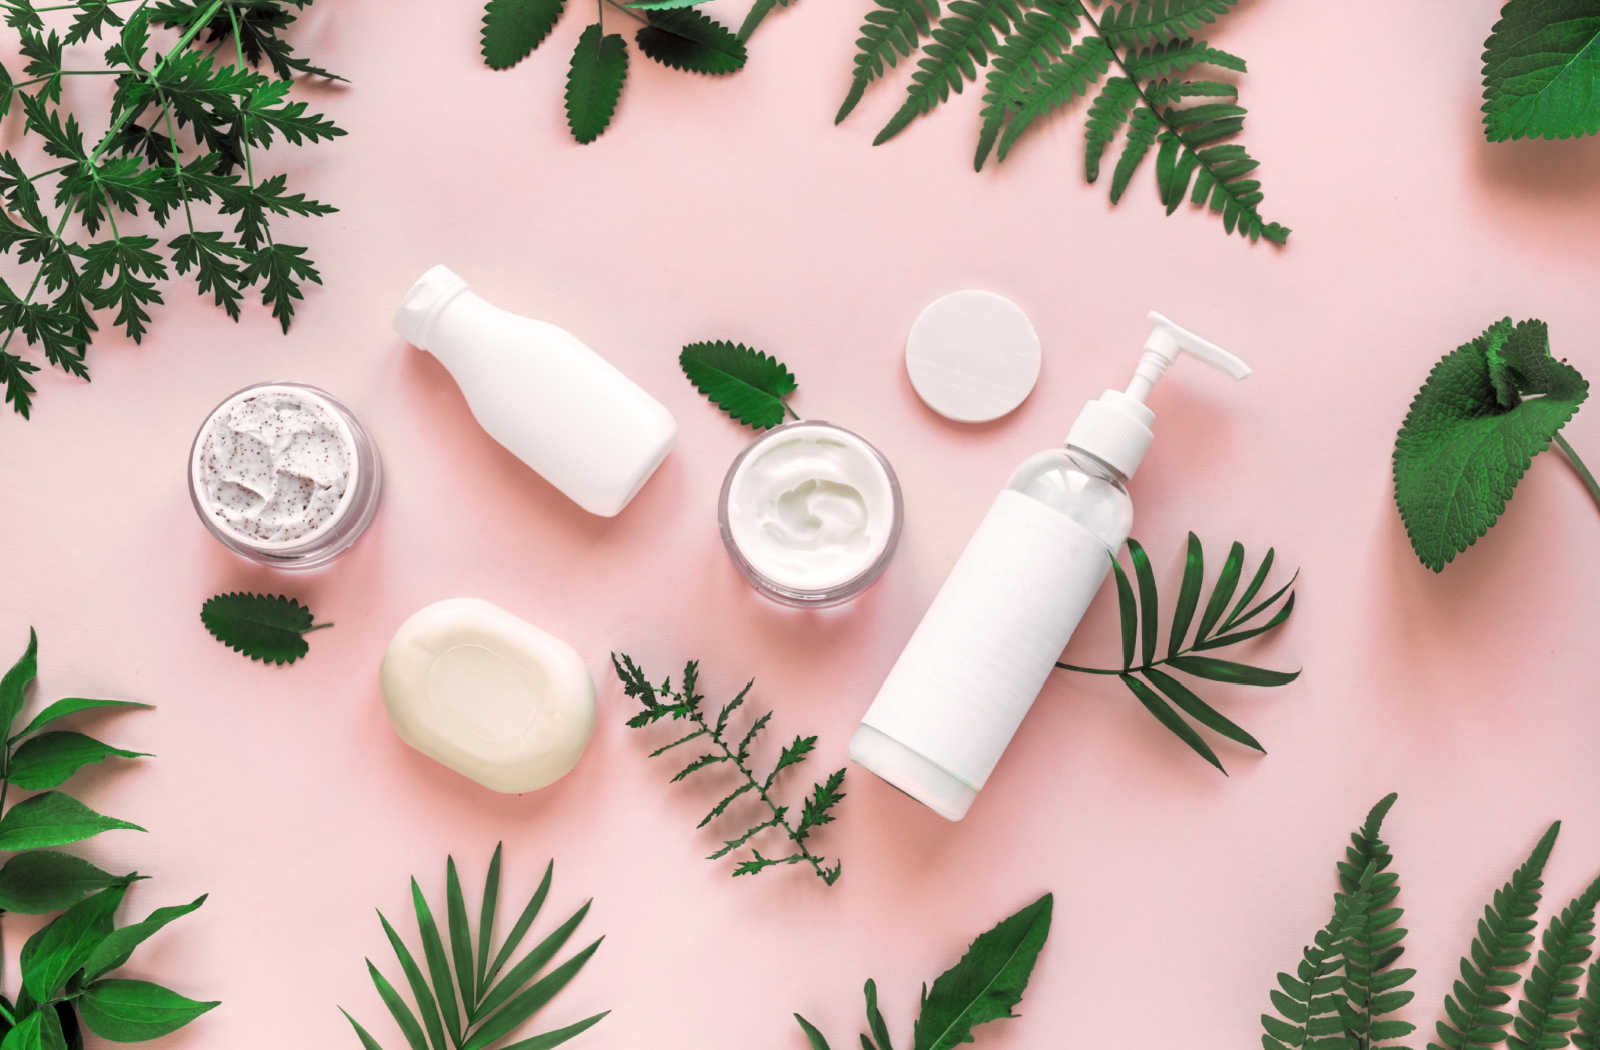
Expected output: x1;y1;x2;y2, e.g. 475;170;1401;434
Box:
4;2;1600;1047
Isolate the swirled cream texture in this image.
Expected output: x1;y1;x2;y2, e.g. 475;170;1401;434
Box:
726;424;898;592
193;386;355;547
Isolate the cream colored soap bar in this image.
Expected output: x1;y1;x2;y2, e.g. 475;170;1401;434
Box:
380;599;595;793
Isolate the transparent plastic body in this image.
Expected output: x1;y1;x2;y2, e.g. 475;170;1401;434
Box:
850;442;1132;821
1006;445;1133;549
188;382;382;571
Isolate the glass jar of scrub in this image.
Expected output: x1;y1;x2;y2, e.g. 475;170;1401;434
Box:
718;420;903;608
188;382;382;571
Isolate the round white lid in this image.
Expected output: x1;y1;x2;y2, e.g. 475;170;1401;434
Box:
905;289;1042;423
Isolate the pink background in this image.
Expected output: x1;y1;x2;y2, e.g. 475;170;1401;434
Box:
4;1;1600;1047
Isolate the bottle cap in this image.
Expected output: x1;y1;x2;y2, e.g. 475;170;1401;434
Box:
1065;311;1250;478
394;265;470;351
905;289;1042;423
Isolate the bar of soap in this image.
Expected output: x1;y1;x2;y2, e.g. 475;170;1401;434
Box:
380;599;595;793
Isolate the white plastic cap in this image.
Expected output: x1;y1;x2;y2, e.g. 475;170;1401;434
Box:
1065;310;1250;478
394;264;470;351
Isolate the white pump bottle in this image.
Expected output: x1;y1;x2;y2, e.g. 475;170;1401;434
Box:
850;312;1251;821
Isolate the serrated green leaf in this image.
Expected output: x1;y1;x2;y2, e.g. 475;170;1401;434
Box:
8;731;148;790
636;8;747;74
481;0;567;69
0;791;144;851
78;980;219;1042
200;592;331;665
1393;317;1589;571
0;852;132;914
1482;0;1600;141
679;341;799;428
911;893;1052;1050
564;27;627;145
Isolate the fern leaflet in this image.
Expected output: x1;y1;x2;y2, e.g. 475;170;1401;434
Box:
1430;823;1561;1050
1337;794;1416;1050
873;0;1024;145
1508;875;1600;1050
1263;877;1369;1050
1097;0;1241;47
1577;959;1600;1050
613;653;845;885
837;0;942;121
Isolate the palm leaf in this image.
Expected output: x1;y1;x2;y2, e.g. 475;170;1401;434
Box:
345;850;604;1050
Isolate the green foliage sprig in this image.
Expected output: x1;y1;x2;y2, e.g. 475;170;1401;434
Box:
795;893;1053;1049
613;653;846;885
200;591;331;665
1393;317;1595;572
0;629;217;1046
342;845;607;1050
1260;794;1600;1050
1482;0;1600;141
481;0;795;145
0;0;344;419
838;0;1289;243
1054;533;1298;774
679;340;800;429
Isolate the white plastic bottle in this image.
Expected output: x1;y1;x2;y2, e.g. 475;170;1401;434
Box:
850;312;1252;821
393;265;677;517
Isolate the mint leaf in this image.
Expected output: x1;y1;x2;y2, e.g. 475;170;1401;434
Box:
481;0;567;70
78;979;219;1041
200;592;331;666
913;893;1053;1049
679;341;799;429
565;26;628;145
1482;0;1600;141
1393;317;1589;571
0;791;144;851
636;9;747;75
7;731;148;791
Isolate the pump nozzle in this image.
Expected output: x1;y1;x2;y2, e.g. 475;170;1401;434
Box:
1065;311;1251;479
1126;310;1251;402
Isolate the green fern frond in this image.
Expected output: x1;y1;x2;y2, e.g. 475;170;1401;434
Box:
1083;74;1138;181
837;0;942;122
992;38;1112;164
1055;533;1298;774
1429;823;1562;1050
974;1;1083;168
1263;876;1369;1050
613;654;846;885
1508;874;1600;1050
1124;39;1244;78
874;0;1025;145
1337;795;1416;1050
1108;104;1158;202
343;847;607;1050
1576;959;1600;1050
1097;0;1241;48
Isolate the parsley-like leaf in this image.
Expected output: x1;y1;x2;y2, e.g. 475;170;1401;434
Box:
565;26;628;144
679;340;799;429
481;0;568;69
1393;317;1590;571
200;592;332;666
635;8;747;75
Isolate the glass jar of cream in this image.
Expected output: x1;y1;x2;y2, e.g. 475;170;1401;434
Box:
188;382;382;570
718;421;903;607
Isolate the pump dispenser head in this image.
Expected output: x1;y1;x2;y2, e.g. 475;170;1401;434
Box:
1065;310;1250;479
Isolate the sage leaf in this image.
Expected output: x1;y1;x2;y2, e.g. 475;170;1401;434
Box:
82;895;207;982
0;852;133;915
78;980;219;1041
20;885;127;1002
912;893;1053;1050
0;628;38;740
7;731;149;791
200;592;332;666
0;791;144;851
679;341;799;429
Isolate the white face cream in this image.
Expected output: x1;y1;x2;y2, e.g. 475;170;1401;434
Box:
719;421;903;606
188;382;383;570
